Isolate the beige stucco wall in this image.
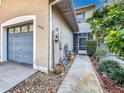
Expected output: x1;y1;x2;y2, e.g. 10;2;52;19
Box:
78;9;94;33
52;7;73;64
0;0;49;69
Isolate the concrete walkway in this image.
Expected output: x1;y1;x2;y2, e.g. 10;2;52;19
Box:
57;55;104;93
0;62;36;93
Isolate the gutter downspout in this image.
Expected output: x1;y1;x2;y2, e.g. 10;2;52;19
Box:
49;0;62;72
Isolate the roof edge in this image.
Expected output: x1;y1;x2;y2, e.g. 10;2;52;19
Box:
68;0;79;32
55;0;79;32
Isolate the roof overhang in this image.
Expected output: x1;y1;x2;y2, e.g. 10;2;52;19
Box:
55;0;79;32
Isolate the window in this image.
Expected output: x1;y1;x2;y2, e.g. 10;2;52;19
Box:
82;12;85;22
76;12;85;23
76;14;82;23
29;24;33;31
79;33;87;36
8;28;14;34
21;26;28;32
15;27;20;33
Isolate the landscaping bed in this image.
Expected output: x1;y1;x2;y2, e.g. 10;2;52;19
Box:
6;63;73;93
91;58;124;93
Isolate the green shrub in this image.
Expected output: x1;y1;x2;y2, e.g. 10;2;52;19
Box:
96;48;106;62
87;40;97;56
98;59;124;88
111;69;124;88
97;60;122;76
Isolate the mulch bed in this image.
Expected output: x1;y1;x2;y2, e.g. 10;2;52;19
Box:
91;58;124;93
6;64;72;93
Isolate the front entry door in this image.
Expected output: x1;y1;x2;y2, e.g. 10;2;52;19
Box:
78;37;87;54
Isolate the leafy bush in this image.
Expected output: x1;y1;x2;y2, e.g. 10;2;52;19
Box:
111;69;124;88
96;48;106;61
87;3;124;58
97;60;122;76
104;30;124;58
98;60;124;88
87;40;97;56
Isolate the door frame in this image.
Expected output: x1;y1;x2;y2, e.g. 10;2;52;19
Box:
0;15;36;68
78;36;87;54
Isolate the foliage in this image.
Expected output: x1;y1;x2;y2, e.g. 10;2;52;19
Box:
111;69;124;88
98;60;124;87
87;3;124;38
87;3;124;58
97;60;122;76
104;30;124;58
87;40;97;56
96;48;106;62
96;48;106;58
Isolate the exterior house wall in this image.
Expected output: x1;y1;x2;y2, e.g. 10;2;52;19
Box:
0;0;49;72
78;23;90;33
52;7;73;64
78;9;94;33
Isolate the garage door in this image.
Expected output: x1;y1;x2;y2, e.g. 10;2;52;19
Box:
7;24;33;64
